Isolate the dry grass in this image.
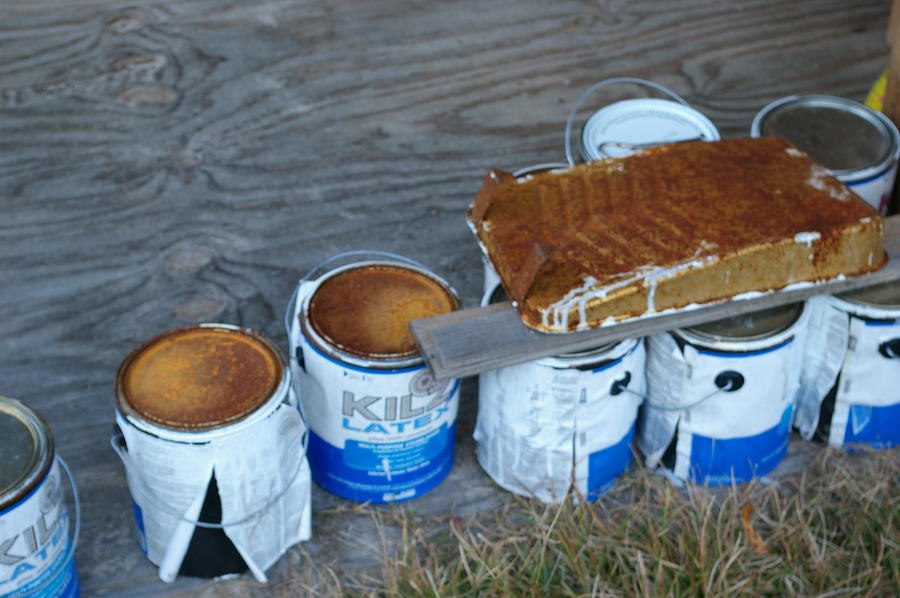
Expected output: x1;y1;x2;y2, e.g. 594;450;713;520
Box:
341;448;900;598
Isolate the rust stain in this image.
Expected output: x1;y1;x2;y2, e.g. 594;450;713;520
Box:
309;265;458;359
118;85;176;107
119;326;282;429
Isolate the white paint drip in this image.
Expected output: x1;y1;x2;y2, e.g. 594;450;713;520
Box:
540;256;719;330
794;231;821;247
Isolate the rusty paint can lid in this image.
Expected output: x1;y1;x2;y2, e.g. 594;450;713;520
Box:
308;263;459;361
0;396;53;510
116;324;285;431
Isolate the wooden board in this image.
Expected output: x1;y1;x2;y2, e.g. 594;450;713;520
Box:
0;0;893;595
412;214;900;380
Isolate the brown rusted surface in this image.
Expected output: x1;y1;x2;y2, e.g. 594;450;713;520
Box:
309;264;458;360
469;137;886;332
117;325;282;430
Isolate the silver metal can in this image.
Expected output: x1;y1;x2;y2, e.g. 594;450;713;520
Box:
1;397;79;598
751;95;900;214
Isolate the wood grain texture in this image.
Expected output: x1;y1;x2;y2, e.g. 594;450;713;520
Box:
0;0;892;595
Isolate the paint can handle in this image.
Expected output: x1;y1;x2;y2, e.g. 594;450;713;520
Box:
109;433;307;530
55;455;81;560
563;77;690;166
878;338;900;358
714;371;745;392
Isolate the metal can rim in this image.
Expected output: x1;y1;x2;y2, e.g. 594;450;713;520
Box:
300;260;459;369
115;323;289;434
0;397;54;512
579;98;720;162
750;94;900;181
675;302;806;350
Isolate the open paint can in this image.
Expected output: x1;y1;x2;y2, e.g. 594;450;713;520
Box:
1;396;80;598
640;303;808;485
287;251;460;503
751;95;900;214
113;324;311;583
816;281;900;449
475;284;645;502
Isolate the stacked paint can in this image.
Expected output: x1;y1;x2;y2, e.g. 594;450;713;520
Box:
113;324;311;583
639;303;809;485
475;284;645;503
813;281;900;449
751;95;900;215
1;396;80;598
287;252;461;503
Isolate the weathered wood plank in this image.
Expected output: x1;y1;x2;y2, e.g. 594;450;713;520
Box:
0;0;892;595
412;215;900;380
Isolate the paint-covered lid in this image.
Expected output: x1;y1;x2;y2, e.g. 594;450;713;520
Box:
834;280;900;310
682;302;804;344
116;324;284;430
751;95;899;179
0;397;53;511
580;98;720;162
309;264;458;360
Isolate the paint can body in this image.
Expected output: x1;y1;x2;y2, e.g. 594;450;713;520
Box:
288;255;461;503
1;397;79;598
475;284;645;502
817;281;900;449
114;324;311;583
640;303;808;484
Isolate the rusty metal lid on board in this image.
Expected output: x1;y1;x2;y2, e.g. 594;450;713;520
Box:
681;302;804;345
834;280;900;310
308;263;458;361
116;324;285;431
0;397;53;511
751;95;900;180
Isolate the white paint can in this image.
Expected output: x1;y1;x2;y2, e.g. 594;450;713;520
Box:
475;284;645;503
113;324;311;583
816;281;900;449
1;396;79;598
286;252;461;503
751;95;900;214
640;303;809;485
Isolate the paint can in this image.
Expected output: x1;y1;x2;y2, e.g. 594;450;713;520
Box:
1;396;80;598
640;302;808;485
564;78;719;165
475;284;645;502
751;95;900;214
815;281;900;449
113;324;311;583
286;251;461;503
479;162;571;296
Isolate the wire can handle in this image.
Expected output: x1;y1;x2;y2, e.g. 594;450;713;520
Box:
563;77;690;166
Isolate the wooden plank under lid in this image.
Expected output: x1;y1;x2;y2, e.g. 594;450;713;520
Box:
412;214;900;380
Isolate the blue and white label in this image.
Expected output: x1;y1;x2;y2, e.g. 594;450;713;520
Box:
0;461;79;598
296;333;460;503
828;316;900;449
